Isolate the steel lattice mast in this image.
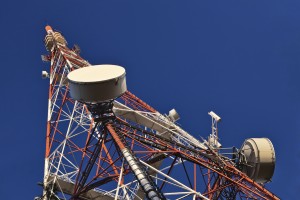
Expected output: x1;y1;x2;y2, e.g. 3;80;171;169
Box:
39;25;279;200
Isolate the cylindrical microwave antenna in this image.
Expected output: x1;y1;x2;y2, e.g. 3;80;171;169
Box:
67;64;127;103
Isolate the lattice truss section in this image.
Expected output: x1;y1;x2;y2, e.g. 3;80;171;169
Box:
41;28;279;200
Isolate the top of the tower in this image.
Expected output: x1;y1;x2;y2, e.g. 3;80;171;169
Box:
45;25;53;34
44;25;67;51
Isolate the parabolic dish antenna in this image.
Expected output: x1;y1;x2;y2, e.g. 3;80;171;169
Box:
67;64;127;103
239;138;276;183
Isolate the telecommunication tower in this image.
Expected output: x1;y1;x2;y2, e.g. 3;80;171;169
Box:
38;25;278;200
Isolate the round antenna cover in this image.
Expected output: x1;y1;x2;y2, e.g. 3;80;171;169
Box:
68;65;127;103
239;138;275;183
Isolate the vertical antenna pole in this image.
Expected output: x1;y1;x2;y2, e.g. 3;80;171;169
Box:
208;111;221;149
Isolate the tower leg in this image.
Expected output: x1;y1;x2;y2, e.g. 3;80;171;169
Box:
106;124;165;200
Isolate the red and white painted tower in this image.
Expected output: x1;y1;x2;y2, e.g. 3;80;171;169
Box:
39;25;278;200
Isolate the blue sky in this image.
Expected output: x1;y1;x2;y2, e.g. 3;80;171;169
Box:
0;0;299;199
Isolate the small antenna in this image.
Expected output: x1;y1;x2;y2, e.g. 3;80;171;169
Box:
208;111;222;149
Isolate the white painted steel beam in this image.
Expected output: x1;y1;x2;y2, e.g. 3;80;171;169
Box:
113;101;207;150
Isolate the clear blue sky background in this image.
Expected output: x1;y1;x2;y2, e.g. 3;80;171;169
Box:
0;0;299;199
